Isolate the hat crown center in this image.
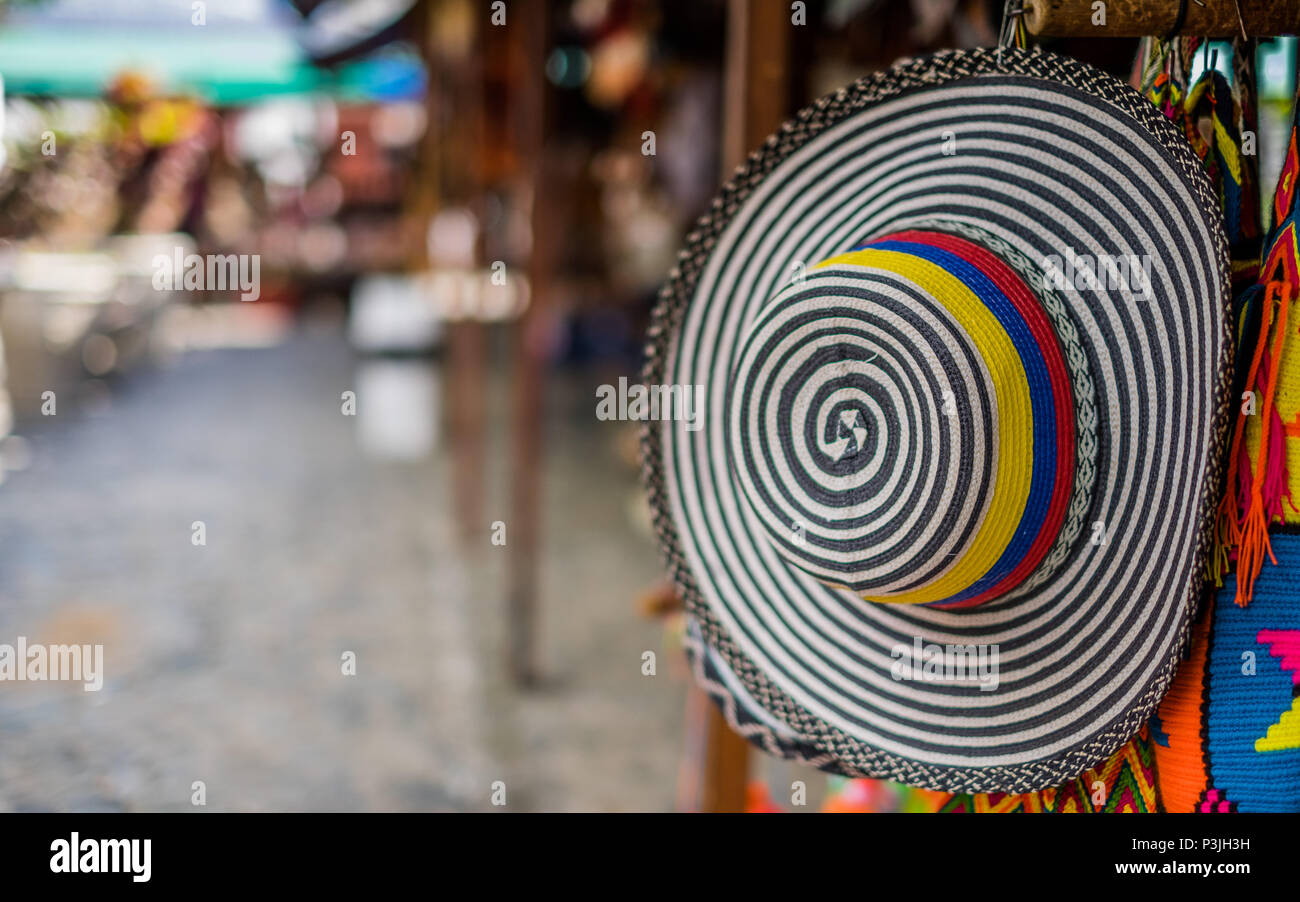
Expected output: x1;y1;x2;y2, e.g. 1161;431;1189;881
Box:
727;227;1085;607
823;405;869;461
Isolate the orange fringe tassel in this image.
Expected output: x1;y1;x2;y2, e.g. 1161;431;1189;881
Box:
1212;289;1276;583
1234;281;1292;607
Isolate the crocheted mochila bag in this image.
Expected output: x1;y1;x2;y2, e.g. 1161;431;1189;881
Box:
1154;92;1300;814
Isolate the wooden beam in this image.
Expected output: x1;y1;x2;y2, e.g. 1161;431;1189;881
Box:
682;0;796;814
1025;0;1300;38
701;704;751;811
723;0;791;171
451;4;488;544
505;0;550;687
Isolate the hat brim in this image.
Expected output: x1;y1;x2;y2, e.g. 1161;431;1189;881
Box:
643;48;1231;793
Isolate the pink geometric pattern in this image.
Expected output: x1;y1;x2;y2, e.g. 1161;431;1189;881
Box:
1257;629;1300;685
1197;788;1235;813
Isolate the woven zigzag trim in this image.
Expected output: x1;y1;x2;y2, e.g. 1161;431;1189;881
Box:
682;620;840;771
640;46;1233;794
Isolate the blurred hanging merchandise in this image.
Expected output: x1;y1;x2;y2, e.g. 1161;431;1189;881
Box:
0;61;222;417
0;235;197;418
0;0;435;436
0;0;320;105
0;0;427;105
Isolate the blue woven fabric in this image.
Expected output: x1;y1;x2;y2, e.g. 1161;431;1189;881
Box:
1210;534;1300;812
865;238;1056;603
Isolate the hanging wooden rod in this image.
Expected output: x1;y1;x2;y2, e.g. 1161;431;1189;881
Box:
1023;0;1300;38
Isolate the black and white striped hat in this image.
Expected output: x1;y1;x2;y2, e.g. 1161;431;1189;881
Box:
642;47;1231;793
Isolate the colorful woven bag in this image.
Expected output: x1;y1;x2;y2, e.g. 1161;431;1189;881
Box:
1152;80;1300;814
943;46;1284;815
1153;552;1300;813
941;732;1159;813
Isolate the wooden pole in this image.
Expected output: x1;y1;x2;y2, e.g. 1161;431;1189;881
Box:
680;0;793;814
1025;0;1300;38
408;0;440;268
505;0;550;687
723;0;793;168
451;4;488;543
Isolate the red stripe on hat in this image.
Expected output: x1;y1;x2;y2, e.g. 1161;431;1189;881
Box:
879;229;1075;606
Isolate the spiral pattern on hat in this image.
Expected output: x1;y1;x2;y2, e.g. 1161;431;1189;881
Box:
728;266;1001;597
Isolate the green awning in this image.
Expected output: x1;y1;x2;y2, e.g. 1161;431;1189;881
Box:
0;25;322;105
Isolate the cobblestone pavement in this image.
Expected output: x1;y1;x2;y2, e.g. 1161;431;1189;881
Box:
0;327;683;811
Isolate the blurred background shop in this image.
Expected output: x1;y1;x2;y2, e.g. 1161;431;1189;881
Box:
0;0;1295;811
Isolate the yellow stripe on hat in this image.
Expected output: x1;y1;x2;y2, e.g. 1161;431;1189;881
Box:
815;248;1033;604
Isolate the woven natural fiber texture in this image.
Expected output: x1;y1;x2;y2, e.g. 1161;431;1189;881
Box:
642;47;1231;793
1153;535;1300;812
939;732;1158;812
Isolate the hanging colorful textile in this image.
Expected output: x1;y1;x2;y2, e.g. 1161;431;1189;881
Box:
1218;97;1300;602
939;733;1159;813
1154;67;1300;813
1135;37;1261;290
1152;543;1300;812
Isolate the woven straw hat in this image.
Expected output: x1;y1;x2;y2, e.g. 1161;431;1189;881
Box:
643;47;1232;793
